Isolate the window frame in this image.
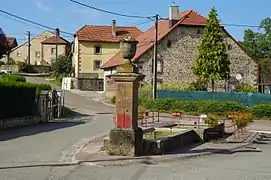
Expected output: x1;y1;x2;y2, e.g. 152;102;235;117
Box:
35;51;40;58
51;48;56;55
94;44;102;55
17;51;22;57
157;59;163;73
93;60;102;71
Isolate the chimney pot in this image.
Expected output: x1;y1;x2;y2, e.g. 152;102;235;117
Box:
112;20;116;36
55;28;60;37
169;2;180;28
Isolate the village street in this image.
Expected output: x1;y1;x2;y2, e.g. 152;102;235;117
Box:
0;77;268;179
0;77;116;179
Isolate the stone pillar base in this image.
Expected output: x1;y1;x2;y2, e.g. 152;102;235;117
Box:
106;128;143;156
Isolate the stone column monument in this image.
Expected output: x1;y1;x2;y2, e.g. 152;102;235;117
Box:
107;36;145;156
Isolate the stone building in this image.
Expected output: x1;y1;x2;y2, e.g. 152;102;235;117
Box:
101;3;258;94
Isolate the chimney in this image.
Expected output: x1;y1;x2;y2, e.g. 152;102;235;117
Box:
112;20;116;36
55;28;60;37
169;2;180;28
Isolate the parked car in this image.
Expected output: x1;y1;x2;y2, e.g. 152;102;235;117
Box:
0;69;11;74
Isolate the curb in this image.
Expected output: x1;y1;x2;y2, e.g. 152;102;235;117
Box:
0;140;257;169
78;141;255;167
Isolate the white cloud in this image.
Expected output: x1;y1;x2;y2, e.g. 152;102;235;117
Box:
34;1;52;12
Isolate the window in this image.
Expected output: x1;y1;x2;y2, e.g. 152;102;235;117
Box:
51;48;56;54
17;51;22;57
157;59;163;73
228;44;232;50
35;51;40;58
93;60;102;70
167;40;172;48
94;45;102;55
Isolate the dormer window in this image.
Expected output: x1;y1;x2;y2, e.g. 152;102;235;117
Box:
94;45;102;55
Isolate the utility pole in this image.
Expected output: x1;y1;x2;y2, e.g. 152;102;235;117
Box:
26;30;31;65
152;14;159;99
55;28;60;61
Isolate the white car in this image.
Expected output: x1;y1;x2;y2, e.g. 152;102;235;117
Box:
0;70;11;74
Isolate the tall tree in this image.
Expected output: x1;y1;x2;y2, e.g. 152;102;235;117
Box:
193;7;230;91
241;17;271;88
0;28;7;59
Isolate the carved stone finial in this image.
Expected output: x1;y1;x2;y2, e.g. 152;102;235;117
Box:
120;36;139;60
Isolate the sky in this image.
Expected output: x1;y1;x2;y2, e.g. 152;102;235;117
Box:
0;0;270;44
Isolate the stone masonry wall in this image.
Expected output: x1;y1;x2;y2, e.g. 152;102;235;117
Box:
138;26;258;90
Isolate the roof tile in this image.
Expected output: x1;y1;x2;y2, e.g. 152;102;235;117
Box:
41;36;70;44
76;25;142;42
101;10;207;69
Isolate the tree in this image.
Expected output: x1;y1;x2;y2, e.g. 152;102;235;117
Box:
51;55;72;80
0;28;7;59
240;18;271;89
193;7;230;91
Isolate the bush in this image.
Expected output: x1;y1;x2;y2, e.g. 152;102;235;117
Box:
205;114;219;128
35;83;52;95
249;104;271;118
0;74;26;82
0;81;37;119
52;56;72;77
236;83;257;92
140;99;246;115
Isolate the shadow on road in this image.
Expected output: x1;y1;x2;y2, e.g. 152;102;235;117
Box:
0;120;87;142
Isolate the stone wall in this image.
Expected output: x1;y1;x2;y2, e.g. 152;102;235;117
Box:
138;26;258;90
0;116;40;130
76;78;104;91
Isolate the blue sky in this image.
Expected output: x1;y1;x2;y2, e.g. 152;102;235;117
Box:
0;0;270;44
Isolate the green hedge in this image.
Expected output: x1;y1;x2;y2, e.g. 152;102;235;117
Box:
0;74;26;82
0;81;36;119
140;99;271;118
249;104;271;118
140;99;246;115
0;81;52;119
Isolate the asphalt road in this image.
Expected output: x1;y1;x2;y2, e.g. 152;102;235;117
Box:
63;138;271;180
1;77;271;179
0;77;115;179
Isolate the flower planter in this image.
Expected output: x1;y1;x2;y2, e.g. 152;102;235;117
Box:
171;111;182;117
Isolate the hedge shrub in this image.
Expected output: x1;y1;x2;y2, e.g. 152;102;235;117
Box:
0;81;36;119
0;81;52;119
249;104;271;118
0;74;26;82
140;99;246;115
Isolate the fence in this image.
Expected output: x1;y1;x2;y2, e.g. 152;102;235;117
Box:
157;90;271;107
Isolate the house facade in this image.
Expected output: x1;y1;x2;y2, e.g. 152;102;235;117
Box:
9;31;55;65
1;37;18;63
72;20;142;91
41;36;71;65
102;5;258;95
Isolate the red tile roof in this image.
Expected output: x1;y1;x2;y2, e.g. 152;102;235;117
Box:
76;25;142;43
41;36;70;44
6;37;17;48
101;10;208;69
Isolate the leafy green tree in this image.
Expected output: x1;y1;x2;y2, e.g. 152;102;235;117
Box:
240;18;271;87
0;30;7;59
51;56;72;80
193;7;230;91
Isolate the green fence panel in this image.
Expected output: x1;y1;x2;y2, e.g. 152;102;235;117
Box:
157;90;271;107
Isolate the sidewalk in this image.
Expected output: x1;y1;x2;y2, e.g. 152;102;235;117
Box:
74;135;260;167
